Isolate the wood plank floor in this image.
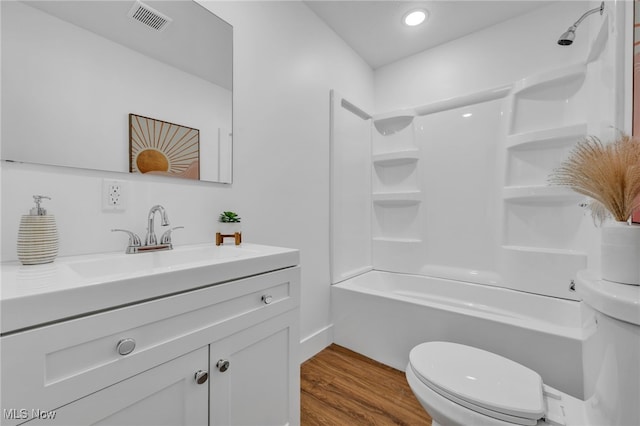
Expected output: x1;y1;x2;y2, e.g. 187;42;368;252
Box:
301;344;432;426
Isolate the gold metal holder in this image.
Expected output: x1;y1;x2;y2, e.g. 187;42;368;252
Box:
216;232;242;246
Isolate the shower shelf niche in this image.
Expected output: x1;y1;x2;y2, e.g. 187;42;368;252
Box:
373;151;420;193
372;116;416;154
505;122;587;187
373;196;421;243
511;64;586;97
504;200;585;251
372;149;420;166
502;245;587;257
510;64;587;135
373;237;421;243
373;191;422;205
506;123;587;150
502;185;583;203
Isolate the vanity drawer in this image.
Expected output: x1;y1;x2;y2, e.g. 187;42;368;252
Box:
1;266;300;425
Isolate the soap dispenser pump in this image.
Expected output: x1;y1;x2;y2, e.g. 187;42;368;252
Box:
17;195;59;265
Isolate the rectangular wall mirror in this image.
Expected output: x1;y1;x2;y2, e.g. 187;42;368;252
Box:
1;0;233;183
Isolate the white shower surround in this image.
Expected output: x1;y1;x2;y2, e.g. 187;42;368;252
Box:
331;270;585;398
372;96;507;289
372;62;597;301
333;62;597;300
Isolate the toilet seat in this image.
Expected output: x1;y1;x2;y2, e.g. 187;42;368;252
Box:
409;342;545;426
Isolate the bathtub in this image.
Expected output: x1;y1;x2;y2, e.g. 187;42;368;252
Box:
331;271;586;399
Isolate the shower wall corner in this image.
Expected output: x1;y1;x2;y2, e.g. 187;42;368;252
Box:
329;90;373;284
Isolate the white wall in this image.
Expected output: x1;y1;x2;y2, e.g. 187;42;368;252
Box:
201;1;374;358
375;2;590;112
0;1;374;358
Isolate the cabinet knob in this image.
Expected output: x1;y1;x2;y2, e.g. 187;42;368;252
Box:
194;370;209;384
216;359;230;372
116;338;136;356
261;294;273;305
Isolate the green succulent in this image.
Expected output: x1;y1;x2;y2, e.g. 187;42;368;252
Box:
219;211;241;223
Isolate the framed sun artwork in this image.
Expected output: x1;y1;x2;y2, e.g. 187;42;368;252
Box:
129;114;200;180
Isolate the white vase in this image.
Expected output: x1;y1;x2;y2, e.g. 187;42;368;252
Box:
601;221;640;285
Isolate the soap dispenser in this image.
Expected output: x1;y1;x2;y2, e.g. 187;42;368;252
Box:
17;195;59;265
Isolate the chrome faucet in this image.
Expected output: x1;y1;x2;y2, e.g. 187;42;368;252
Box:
145;204;170;246
112;205;183;254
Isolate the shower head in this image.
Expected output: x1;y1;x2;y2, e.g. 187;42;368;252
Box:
557;2;604;46
558;26;576;46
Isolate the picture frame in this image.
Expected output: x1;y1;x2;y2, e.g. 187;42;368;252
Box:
129;114;200;180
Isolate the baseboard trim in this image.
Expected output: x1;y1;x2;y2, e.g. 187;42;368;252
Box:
300;324;334;363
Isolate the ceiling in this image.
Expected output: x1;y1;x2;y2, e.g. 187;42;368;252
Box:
24;0;232;90
305;1;551;69
25;1;552;83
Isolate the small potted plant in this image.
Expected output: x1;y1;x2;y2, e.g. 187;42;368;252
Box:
218;211;241;235
549;133;640;285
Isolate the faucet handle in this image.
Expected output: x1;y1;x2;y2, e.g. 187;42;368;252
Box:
160;226;184;245
112;229;142;247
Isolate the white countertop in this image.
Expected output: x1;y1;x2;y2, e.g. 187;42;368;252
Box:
1;243;299;334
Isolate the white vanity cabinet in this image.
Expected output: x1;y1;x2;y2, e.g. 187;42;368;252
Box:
210;311;299;426
1;260;300;426
24;346;210;426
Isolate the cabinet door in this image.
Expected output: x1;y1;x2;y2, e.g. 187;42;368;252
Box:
210;310;300;426
25;347;209;426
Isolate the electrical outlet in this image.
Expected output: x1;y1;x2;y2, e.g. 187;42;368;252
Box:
102;179;127;211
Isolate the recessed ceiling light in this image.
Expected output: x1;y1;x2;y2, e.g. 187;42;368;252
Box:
403;9;428;27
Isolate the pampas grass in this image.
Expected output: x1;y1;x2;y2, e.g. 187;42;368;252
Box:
549;134;640;223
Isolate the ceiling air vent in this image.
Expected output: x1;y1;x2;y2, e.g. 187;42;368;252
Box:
127;0;173;32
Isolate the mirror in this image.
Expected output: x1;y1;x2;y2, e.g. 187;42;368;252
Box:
1;0;233;183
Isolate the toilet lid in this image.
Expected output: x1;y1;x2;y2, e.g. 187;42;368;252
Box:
409;342;545;424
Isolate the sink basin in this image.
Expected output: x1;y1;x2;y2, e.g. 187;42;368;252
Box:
67;244;259;279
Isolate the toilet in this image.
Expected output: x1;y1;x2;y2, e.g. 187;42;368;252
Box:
406;272;640;426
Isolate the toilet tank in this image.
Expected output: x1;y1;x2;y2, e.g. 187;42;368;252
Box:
577;271;640;426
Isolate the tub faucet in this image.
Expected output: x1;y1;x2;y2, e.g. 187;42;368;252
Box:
146;204;170;246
